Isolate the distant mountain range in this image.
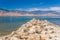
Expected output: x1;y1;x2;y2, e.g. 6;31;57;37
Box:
0;8;60;17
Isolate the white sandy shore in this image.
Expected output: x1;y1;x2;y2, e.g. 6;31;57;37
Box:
0;18;60;40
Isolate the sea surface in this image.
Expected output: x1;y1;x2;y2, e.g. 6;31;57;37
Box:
0;16;60;36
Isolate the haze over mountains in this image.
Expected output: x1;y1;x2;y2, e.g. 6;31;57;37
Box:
0;8;60;17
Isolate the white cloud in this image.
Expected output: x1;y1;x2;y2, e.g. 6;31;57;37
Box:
15;7;60;12
40;2;43;4
26;7;60;12
49;7;60;11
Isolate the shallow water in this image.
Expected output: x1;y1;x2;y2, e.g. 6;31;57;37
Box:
0;16;60;36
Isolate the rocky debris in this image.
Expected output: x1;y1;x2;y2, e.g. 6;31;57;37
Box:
0;18;60;40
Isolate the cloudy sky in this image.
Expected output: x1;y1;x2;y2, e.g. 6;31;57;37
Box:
0;0;60;11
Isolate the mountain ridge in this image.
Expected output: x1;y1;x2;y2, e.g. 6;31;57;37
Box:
0;8;60;17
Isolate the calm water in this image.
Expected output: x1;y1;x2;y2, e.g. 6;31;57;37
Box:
0;16;60;35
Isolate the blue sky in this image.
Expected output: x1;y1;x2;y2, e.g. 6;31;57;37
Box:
0;0;60;11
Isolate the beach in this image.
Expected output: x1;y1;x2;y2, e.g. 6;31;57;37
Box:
0;16;60;36
0;18;60;40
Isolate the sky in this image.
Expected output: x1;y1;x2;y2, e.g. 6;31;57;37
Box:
0;0;60;11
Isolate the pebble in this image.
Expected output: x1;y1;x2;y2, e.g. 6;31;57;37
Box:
0;18;60;40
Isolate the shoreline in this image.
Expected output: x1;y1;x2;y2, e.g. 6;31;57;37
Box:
0;18;60;40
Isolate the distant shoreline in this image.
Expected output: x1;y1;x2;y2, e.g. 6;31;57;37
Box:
0;16;60;18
